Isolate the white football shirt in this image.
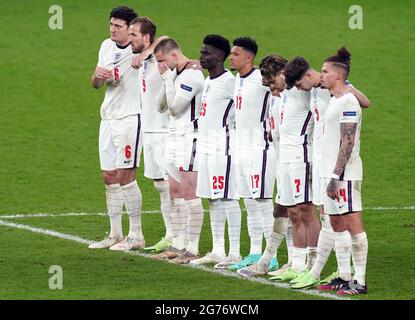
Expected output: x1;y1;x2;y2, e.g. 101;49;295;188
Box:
169;67;205;132
234;68;271;151
269;94;281;159
310;86;331;161
139;54;169;133
320;92;362;180
97;39;141;120
198;70;235;155
278;87;313;163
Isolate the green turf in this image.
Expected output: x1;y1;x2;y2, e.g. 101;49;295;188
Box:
0;0;414;299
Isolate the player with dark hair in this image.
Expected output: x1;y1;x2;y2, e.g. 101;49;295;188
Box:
283;54;370;289
89;7;148;251
190;35;243;268
227;37;278;271
238;54;294;277
127;17;174;253
316;47;368;295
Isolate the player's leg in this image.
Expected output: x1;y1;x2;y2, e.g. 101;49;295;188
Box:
142;132;172;252
255;149;277;270
214;156;242;269
337;181;367;295
89;120;124;249
229;155;262;270
239;203;288;278
170;170;203;264
191;153;225;265
109;115;145;251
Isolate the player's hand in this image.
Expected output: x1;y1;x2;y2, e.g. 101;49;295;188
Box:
327;178;339;201
94;67;113;80
268;131;273;142
158;61;169;75
186;60;203;71
132;54;147;69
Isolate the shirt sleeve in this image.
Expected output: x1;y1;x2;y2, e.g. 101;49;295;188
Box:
339;96;361;123
97;40;107;67
175;69;205;101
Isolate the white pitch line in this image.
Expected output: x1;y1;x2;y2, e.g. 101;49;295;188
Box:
0;206;414;219
0;219;348;300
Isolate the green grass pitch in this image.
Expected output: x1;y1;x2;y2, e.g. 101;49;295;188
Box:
0;0;414;300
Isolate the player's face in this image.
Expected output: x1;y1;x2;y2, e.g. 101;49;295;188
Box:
295;74;313;91
262;71;286;92
128;24;145;54
110;18;129;44
155;51;177;70
230;46;249;71
200;44;220;70
320;62;338;90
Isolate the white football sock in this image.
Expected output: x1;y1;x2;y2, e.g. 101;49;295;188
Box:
291;246;307;272
224;199;242;257
256;199;274;244
311;214;335;279
334;230;352;281
243;198;262;254
306;247;318;270
186;198;204;255
209;199;226;257
171;198;187;250
351;232;368;286
259;217;288;266
286;219;293;266
105;183;124;238
121;180;143;240
154;180;172;240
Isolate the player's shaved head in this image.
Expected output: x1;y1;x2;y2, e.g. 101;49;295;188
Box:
203;34;231;60
154;38;180;55
284;56;311;90
232;37;258;56
325;46;351;78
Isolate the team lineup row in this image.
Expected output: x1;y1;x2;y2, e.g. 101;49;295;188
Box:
88;6;370;296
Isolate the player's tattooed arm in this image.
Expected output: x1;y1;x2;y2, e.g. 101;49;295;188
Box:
327;122;357;200
346;85;370;108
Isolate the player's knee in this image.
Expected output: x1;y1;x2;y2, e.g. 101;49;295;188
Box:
274;203;288;218
102;171;118;185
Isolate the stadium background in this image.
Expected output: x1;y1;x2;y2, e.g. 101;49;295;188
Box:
0;0;413;299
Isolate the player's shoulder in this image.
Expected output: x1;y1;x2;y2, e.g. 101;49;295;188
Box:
100;38;114;50
343;92;360;107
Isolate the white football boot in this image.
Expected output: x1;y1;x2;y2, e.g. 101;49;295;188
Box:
88;234;124;249
109;235;145;251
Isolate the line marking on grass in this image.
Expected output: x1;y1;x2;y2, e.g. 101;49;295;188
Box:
0;206;414;219
0;219;349;300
